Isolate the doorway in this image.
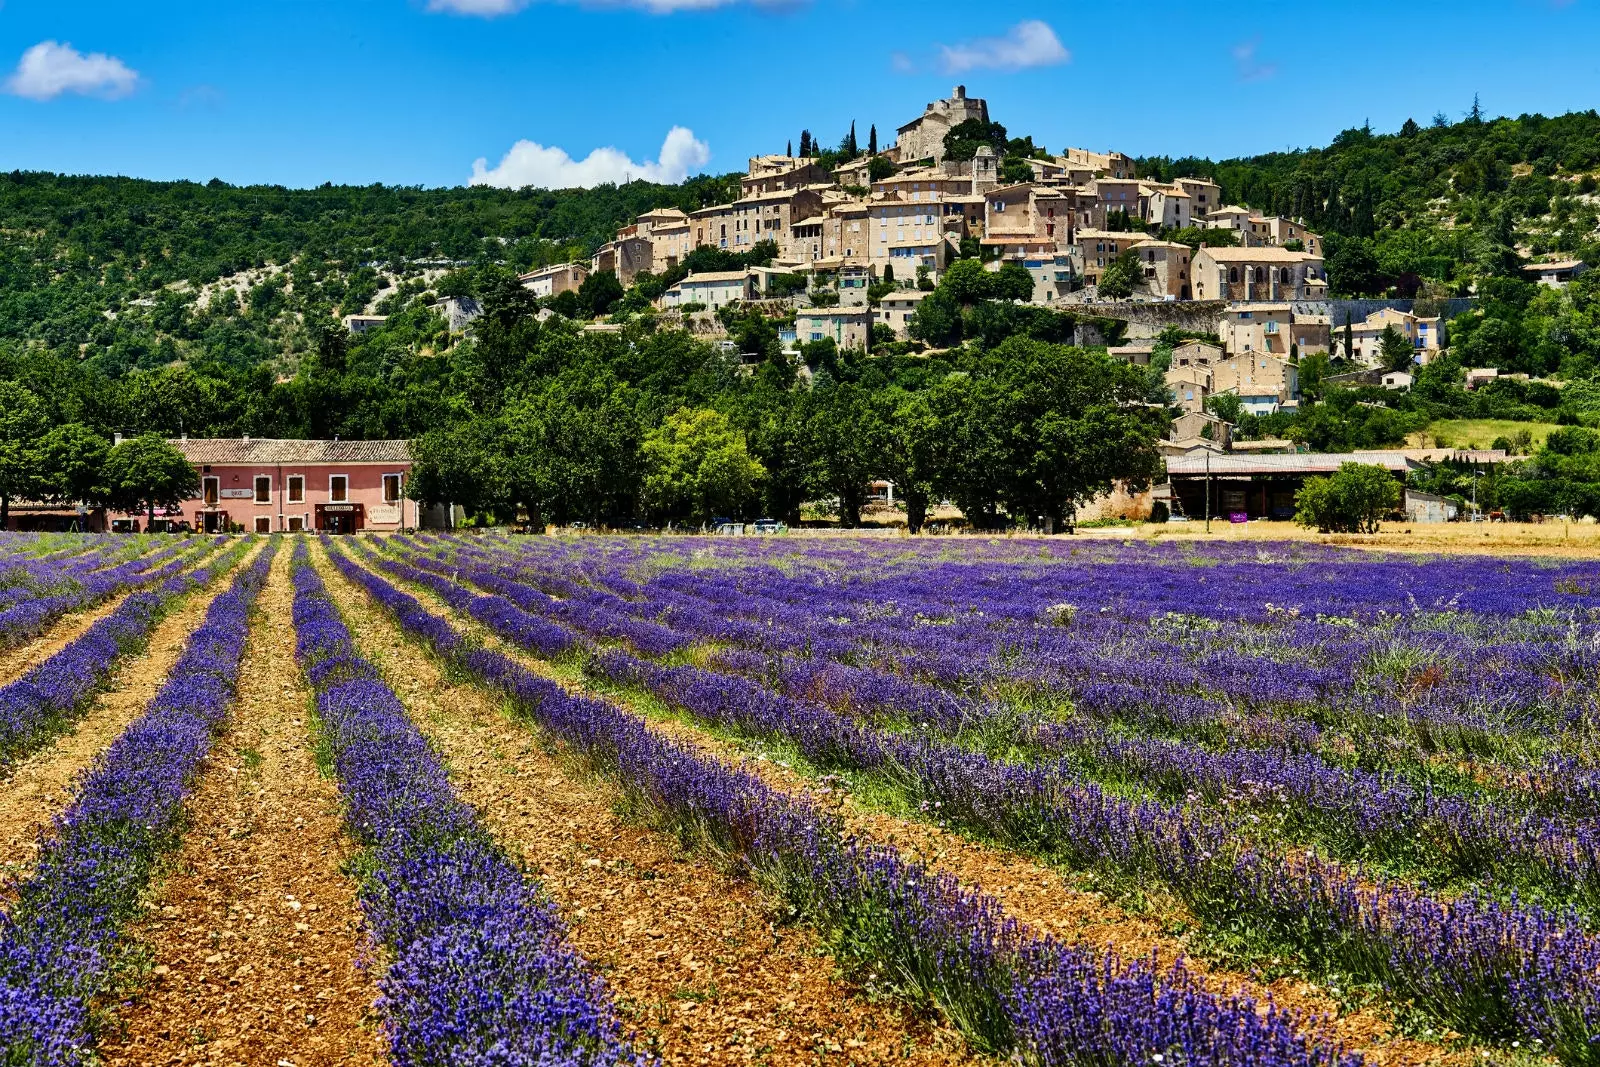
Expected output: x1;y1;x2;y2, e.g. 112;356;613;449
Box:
202;511;228;534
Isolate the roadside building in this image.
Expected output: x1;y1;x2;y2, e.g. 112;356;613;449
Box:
1166;451;1419;521
1171;340;1224;368
166;437;416;534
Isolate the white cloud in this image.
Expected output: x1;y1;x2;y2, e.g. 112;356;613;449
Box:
470;126;711;189
429;0;797;15
1232;38;1278;82
6;40;139;101
938;20;1068;74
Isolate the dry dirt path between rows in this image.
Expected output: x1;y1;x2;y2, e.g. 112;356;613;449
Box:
0;545;260;888
97;548;384;1067
0;587;138;688
354;545;1471;1067
312;546;977;1067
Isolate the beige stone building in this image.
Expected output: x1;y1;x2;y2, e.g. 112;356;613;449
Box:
895;86;989;164
1174;178;1222;217
796;307;873;350
1166;364;1214;413
1171;340;1223;368
1344;308;1443;366
869;195;953;276
660;271;751;310
1062;147;1137;179
1220;304;1295;358
1071;229;1142;287
878;289;931;338
1140;184;1193;230
742;156;828;196
1128;239;1192;300
1079;178;1143;228
520;262;589;298
1211;353;1300;414
635;208;693;272
724;188;824;256
591;234;653;287
1191;246;1327;302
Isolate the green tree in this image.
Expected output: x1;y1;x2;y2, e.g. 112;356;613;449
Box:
504;368;643;526
1294;462;1402;533
804;384;886;528
878;389;941;533
104;434;200;529
578;270;625;319
641;408;765;524
409;417;511;522
1325;237;1385;296
38;423;110;507
869;156;896;183
980;339;1164;530
993;263;1037;303
0;383;47;526
942;119;1009;162
868;125;878;155
1378;323;1415;371
1097;250;1144;300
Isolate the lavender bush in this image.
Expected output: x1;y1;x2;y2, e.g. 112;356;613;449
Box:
0;542;274;1064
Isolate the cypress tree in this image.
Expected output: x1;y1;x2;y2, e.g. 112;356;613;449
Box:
869;125;878;155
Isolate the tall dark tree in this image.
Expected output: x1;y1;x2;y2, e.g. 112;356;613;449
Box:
868;124;878;155
798;130;813;157
843;121;858;157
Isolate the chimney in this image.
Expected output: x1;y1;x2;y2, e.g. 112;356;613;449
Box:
242;434;251;444
113;432;124;446
953;85;966;100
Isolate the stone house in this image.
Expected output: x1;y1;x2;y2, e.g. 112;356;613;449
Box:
895;86;989;164
1191;247;1327;302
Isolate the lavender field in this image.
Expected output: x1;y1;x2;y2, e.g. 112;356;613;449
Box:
2;531;1599;1066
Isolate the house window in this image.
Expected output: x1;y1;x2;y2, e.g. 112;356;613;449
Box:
287;515;305;533
330;475;349;503
254;475;271;504
383;474;402;504
203;477;219;506
254;516;272;534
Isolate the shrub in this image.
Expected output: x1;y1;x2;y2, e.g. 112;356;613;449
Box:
1295;462;1402;533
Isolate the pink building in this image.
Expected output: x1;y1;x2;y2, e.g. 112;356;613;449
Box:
162;438;416;534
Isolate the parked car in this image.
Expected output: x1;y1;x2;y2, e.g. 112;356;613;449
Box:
752;518;787;535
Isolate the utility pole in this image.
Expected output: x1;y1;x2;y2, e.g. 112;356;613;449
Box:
1205;451;1212;533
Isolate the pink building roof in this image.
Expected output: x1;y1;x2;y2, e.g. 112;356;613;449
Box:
168;438;412;465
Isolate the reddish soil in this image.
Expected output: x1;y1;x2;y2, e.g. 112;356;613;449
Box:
98;549;384;1067
315;546;977;1067
0;547;256;886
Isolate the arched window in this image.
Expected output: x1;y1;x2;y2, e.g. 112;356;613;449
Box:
1229;267;1239;284
1281;267;1292;284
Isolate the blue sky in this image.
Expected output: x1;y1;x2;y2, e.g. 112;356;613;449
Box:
0;0;1595;190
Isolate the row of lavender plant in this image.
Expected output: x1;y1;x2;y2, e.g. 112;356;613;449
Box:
0;538;196;649
0;543;274;1064
288;543;645;1067
451;534;1596;794
389;537;1600;904
0;537;239;768
326;541;1361;1067
372;539;1600;1061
